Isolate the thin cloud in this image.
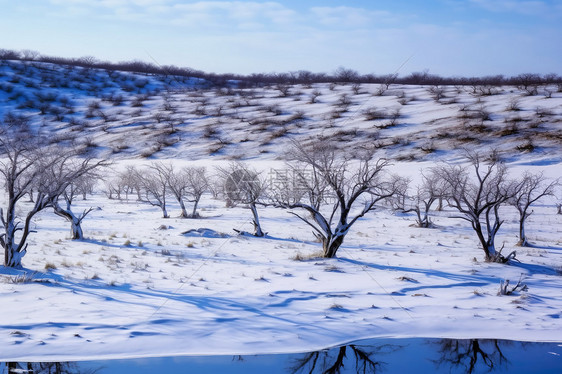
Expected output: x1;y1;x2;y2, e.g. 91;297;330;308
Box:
47;0;299;30
172;1;297;25
310;6;394;27
469;0;553;16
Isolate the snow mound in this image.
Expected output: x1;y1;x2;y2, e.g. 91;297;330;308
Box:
182;228;230;238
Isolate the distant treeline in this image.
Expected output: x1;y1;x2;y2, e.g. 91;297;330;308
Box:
1;48;561;88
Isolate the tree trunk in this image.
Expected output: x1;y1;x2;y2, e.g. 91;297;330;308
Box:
436;197;444;211
473;222;497;262
3;206;32;268
190;198;200;218
250;203;264;237
4;245;26;268
70;218;84;240
414;208;423;227
417;208;431;228
3;227;26;267
53;203;85;240
485;236;497;261
517;217;528;247
323;234;344;258
178;198;188;218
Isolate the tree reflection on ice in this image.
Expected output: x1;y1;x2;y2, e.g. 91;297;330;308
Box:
431;339;510;374
289;343;401;374
3;361;98;374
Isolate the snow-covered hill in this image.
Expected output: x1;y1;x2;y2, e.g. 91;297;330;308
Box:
1;59;561;163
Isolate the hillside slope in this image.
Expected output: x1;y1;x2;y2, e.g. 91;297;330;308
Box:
1;59;561;163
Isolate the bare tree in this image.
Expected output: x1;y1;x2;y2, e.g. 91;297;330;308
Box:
216;162;268;237
137;163;170;218
207;173;223;200
0;126;106;267
104;179;120;200
513;73;542;96
334;66;359;83
182;166;208;218
74;171;98;200
52;171;105;240
309;89;321;104
509;172;558;246
402;169;446;228
165;164;209;218
21;49;40;61
271;140;396;258
118;165;143;201
0;133;44;267
435;151;521;263
387;174;410;212
428;85;446;102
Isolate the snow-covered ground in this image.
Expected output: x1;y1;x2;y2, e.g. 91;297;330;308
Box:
0;60;561;361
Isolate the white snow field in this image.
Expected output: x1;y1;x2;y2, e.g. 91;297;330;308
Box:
0;60;561;361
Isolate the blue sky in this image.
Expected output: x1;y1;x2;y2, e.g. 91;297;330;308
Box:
1;0;561;76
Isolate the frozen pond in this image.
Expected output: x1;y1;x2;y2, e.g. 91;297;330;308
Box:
3;338;561;373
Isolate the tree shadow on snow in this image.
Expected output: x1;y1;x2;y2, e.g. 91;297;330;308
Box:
337;257;499;286
523;242;562;251
509;261;560;276
21;276;302;330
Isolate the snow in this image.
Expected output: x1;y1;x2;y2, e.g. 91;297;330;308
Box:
0;60;561;361
1;181;560;362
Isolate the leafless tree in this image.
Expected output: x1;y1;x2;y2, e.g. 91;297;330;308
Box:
428;85;446;101
0;125;106;267
309;89;321;104
402;169;446;228
434;151;521;263
75;172;98;200
207;174;223;200
351;83;362;95
334;66;359;83
152;111;165;124
21;49;40;61
271;140;396;258
216;162;268;237
182;167;208;218
137;163;170;218
104;179;120;200
386;174;410;211
0;134;45;267
52;166;105;240
118;166;143;201
513;73;542;95
164;164;209;218
163;115;181;134
509;172;558;246
276;84;291;97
